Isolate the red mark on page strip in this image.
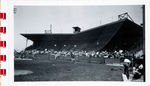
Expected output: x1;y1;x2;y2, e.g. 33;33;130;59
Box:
0;27;6;33
0;13;6;19
0;41;6;47
0;69;6;76
0;55;6;61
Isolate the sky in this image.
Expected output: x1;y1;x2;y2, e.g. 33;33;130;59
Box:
14;5;143;51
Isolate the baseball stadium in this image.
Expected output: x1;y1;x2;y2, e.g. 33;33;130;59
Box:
14;13;145;81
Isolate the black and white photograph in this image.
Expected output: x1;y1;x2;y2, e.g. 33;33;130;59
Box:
14;5;145;82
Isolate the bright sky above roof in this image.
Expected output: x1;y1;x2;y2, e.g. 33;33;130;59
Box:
14;5;143;51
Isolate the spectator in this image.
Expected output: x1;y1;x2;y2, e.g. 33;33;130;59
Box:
133;64;144;79
70;52;76;63
123;58;131;79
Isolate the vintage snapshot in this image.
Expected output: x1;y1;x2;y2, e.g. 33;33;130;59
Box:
14;5;145;82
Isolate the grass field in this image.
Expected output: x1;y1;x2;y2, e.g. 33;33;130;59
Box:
15;58;123;81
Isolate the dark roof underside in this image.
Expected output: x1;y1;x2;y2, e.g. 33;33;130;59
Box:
21;19;143;51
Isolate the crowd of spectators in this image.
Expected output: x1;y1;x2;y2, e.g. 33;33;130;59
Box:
14;49;129;60
14;49;144;80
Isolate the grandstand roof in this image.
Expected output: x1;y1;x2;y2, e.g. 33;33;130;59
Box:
21;19;143;51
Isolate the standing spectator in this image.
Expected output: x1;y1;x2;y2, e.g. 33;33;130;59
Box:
123;58;131;79
55;52;60;60
70;52;76;63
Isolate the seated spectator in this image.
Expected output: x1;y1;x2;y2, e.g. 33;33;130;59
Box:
133;64;144;79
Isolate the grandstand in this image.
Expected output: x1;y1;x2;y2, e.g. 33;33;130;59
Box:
21;18;143;51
